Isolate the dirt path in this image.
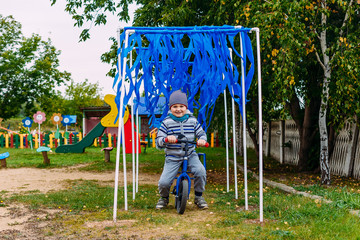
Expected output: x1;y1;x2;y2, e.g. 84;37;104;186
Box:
0;164;158;195
0;165;159;238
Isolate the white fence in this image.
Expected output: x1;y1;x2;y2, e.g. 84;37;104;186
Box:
248;120;360;179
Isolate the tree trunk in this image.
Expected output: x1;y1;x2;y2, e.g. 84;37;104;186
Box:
286;91;320;171
246;100;260;159
319;101;330;185
319;68;331;185
318;1;331;185
298;129;316;171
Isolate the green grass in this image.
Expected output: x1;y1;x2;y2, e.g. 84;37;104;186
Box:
1;146;360;239
3;147;104;168
5;179;360;239
293;184;360;210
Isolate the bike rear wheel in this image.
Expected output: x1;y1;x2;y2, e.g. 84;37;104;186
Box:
176;179;188;214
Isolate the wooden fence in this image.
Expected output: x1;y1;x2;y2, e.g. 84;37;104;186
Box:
0;130;224;151
249;120;360;179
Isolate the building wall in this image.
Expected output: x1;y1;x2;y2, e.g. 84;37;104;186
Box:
84;115;158;136
84;117;118;135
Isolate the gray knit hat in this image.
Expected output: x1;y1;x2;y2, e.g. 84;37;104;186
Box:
169;90;188;108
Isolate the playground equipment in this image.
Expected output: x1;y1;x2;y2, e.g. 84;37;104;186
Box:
0;152;9;168
22;117;34;149
102;147;114;162
55;94;140;154
33;111;46;147
112;25;263;223
51;113;63;146
165;135;209;214
37;146;51;164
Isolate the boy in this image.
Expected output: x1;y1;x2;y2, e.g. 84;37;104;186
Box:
155;90;208;210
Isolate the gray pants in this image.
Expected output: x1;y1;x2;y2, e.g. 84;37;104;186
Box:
158;152;206;198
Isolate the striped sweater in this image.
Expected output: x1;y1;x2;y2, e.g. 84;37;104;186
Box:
156;110;207;159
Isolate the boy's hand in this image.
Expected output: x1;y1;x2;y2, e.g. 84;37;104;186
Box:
197;139;207;147
167;135;177;143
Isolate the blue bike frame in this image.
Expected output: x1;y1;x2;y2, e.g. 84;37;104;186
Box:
174;152;207;199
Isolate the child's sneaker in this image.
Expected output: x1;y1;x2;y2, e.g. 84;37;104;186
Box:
156;197;169;209
194;196;208;209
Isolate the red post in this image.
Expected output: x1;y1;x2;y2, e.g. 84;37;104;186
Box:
40;134;44;147
142;133;146;141
113;134;116;147
25;135;28;148
55;138;58;148
99;136;102;147
10;134;14;148
69;133;73;144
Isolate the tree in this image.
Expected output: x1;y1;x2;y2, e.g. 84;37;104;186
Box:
50;0;136;42
246;0;360;184
315;0;359;184
41;79;105;129
0;15;71;119
204;0;359;181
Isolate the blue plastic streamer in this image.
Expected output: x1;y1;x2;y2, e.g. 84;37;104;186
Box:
113;26;255;132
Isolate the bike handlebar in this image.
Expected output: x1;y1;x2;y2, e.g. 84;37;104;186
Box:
164;137;209;147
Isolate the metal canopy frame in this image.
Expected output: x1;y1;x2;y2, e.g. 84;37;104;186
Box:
113;26;263;222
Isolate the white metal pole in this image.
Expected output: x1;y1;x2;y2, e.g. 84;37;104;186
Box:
231;97;238;199
82;115;86;137
229;48;238;199
121;109;128;210
254;28;264;222
135;109;139;192
113;29;121;222
120;34;129;212
130;50;136;200
130;96;136;200
113;29;129;222
38;123;41;147
224;90;229;192
240;32;248;210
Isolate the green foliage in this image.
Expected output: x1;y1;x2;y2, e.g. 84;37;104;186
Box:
0;15;71;119
40;79;104;129
250;0;360;128
61;79;104;126
51;0;133;42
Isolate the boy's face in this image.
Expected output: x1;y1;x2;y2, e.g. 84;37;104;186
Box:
170;104;187;118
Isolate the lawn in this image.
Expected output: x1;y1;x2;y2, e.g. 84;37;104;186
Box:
1;146;360;239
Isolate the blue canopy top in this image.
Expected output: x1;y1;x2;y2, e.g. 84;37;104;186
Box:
114;25;255;131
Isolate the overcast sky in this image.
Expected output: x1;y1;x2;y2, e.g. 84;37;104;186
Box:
1;0;137;95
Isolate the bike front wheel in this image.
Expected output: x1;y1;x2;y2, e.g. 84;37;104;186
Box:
176;179;188;214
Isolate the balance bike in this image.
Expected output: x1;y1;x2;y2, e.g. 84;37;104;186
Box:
165;136;208;214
